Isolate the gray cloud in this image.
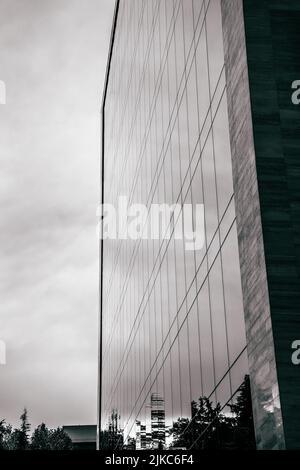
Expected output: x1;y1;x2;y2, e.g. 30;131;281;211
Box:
0;0;114;429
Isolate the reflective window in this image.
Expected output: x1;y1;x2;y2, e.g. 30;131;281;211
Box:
213;92;234;219
202;133;218;246
221;223;247;365
186;59;199;157
195;27;210;131
101;0;252;451
206;0;225;95
209;255;229;384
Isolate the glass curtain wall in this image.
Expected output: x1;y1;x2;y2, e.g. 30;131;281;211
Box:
102;0;250;449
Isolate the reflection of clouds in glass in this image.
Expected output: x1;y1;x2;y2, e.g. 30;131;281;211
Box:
102;0;250;449
0;79;6;104
0;339;6;365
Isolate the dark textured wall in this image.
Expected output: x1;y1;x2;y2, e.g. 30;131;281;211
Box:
243;0;300;449
221;0;285;450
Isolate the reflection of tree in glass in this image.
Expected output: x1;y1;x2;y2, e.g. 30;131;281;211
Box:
170;375;256;450
229;375;256;449
99;409;124;450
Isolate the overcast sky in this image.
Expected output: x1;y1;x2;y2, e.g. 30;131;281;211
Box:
0;0;114;430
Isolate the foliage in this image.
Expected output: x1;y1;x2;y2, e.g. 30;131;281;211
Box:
2;409;31;450
19;409;31;450
0;411;72;451
99;409;124;450
229;375;256;449
48;427;73;450
31;423;51;450
170;375;256;450
0;420;12;450
0;377;256;451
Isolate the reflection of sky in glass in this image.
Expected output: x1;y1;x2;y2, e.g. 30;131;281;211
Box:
102;0;249;446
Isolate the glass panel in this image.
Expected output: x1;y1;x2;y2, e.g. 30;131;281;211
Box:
174;5;185;89
198;280;215;398
182;0;194;60
221;223;247;365
213;92;234;219
202;133;218;247
206;0;225;95
195;27;210;131
178;95;190;186
186;58;200;157
101;0;252;450
209;255;229;384
193;0;204;31
178;321;191;418
188;302;203;402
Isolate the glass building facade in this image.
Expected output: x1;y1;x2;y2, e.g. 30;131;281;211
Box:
100;0;251;449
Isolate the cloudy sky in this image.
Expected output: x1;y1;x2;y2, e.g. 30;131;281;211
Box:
0;0;114;429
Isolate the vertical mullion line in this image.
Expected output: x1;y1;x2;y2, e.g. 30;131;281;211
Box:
137;18;142;425
164;0;175;434
145;0;152;448
191;0;205;400
182;0;195;414
165;1;174;423
157;1;167;426
153;9;159;401
206;0;233;404
98;0;120;450
139;8;144;437
132;0;137;441
173;1;183;419
132;1;139;441
202;0;218;405
177;0;192;417
143;4;149;437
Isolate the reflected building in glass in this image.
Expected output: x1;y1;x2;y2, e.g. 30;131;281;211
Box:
136;393;165;450
99;0;300;450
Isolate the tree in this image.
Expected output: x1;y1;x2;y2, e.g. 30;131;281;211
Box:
0;411;73;450
6;409;31;450
170;376;256;450
49;427;73;450
168;417;191;449
31;423;51;450
0;420;12;450
32;425;73;450
99;410;124;450
170;397;235;450
229;375;256;449
19;409;30;450
230;375;253;425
